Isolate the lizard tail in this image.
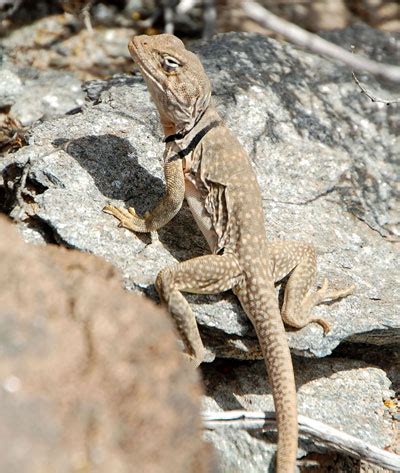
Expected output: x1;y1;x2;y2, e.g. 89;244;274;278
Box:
240;282;298;472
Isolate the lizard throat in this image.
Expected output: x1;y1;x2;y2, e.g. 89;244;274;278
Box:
163;105;214;141
163;107;209;142
164;119;221;163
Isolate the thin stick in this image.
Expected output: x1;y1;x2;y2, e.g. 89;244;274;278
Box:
203;410;400;471
352;72;400;105
163;0;175;34
242;1;400;83
176;0;197;15
82;9;93;34
202;0;216;40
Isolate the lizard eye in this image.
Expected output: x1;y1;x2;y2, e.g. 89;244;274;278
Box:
162;56;181;72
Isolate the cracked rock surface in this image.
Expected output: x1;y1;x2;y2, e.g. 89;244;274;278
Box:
1;29;399;359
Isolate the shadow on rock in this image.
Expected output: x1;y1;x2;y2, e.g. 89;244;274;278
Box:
53;134;165;214
53;133;207;260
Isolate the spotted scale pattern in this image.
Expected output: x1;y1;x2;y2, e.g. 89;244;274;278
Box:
104;34;355;473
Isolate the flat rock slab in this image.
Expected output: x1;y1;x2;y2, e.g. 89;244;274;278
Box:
1;30;399;358
202;357;395;472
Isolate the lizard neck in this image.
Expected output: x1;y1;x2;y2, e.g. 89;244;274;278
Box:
163;103;221;142
161;120;176;137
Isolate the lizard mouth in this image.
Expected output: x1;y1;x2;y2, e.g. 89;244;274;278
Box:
128;37;154;75
128;36;166;93
128;36;151;72
128;37;140;64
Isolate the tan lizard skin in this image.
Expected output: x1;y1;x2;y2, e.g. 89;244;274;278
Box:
103;34;355;472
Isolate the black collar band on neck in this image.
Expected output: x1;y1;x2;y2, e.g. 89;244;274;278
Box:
163;108;208;144
164;131;185;143
165;119;221;163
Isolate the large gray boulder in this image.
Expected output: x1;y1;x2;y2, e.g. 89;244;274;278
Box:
1;30;399;359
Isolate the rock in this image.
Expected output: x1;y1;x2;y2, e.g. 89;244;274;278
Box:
11;68;85;126
202;357;395;472
0;56;85;126
0;27;86;126
0;0;23;20
0;69;23;108
1;12;134;81
0;215;207;473
346;1;400;32
1;28;399;360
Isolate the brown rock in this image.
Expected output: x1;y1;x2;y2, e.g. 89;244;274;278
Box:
0;215;208;473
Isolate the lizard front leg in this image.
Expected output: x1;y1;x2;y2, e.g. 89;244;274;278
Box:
103;159;185;233
156;253;243;367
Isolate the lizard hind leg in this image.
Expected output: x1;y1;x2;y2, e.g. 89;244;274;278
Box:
269;241;355;334
156;253;243;367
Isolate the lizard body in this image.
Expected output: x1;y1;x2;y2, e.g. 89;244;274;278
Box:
104;34;355;472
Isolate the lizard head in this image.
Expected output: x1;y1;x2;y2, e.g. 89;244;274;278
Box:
129;34;212;136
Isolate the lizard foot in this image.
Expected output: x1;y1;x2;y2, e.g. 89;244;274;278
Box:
309;280;356;334
317;278;356;303
181;352;205;369
283;280;355;335
312;317;331;334
103;204;146;232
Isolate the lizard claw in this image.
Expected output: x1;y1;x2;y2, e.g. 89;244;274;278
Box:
103;204;147;232
128;206;139;217
102;203;115;215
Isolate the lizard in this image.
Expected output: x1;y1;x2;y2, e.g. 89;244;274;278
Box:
103;34;355;473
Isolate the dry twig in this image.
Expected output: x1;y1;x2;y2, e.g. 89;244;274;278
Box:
350;46;400;105
203;410;400;471
176;0;197;15
352;72;400;104
242;1;400;83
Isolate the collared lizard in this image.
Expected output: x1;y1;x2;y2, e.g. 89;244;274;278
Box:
103;34;355;473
